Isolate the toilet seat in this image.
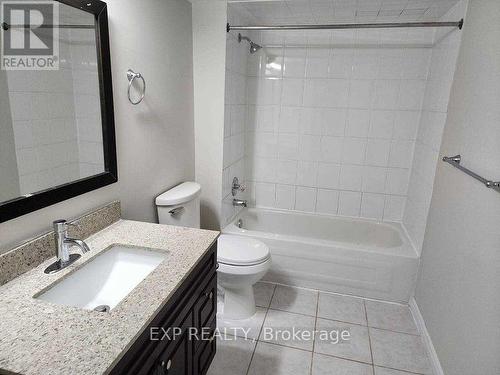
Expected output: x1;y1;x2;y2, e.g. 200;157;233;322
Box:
217;235;270;266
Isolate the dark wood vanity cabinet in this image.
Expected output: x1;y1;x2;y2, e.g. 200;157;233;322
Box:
110;244;217;375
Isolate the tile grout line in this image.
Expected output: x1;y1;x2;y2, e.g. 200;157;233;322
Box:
364;299;376;374
309;291;320;375
245;283;277;375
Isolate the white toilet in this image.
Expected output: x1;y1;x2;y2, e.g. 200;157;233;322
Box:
156;182;271;320
217;234;271;320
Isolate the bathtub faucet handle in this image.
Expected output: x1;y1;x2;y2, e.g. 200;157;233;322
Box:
232;177;246;196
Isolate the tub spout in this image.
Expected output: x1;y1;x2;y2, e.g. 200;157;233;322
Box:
233;199;247;207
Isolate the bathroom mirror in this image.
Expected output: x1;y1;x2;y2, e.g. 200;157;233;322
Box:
0;0;116;222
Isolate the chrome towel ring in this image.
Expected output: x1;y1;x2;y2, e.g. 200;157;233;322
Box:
126;69;146;105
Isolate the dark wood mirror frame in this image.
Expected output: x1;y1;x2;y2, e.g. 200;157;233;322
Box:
0;0;117;223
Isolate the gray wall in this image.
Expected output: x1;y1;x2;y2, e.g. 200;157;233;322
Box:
0;0;194;252
415;1;500;374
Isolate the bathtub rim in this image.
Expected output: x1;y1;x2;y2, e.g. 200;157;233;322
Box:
223;207;418;259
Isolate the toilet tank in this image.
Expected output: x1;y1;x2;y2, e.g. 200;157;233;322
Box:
156;182;201;228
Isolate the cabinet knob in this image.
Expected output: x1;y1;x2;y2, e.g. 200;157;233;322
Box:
161;360;172;370
204;291;213;300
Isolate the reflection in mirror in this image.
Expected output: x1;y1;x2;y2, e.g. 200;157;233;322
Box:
0;3;103;203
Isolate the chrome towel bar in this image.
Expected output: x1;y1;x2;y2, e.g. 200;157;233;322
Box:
442;155;500;192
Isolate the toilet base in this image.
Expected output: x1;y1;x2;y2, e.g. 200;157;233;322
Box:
222;286;256;320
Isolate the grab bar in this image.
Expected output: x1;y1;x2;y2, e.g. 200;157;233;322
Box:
442;155;500;192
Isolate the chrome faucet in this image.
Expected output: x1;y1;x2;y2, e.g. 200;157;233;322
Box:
44;219;91;274
233;199;247;207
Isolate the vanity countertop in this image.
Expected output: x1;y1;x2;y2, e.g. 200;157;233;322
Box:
0;219;219;375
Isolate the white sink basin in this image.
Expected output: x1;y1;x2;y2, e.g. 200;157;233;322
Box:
36;245;167;311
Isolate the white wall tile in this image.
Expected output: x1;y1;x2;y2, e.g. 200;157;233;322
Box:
295;186;317;211
317;163;341;189
362;166;387;193
329;50;353;79
299;135;322;161
300;108;325;135
306;48;330;79
393;111;419;140
283;48;307;78
320;136;343;163
278;133;299;159
384;195;406;221
361;193;385;220
297;161;318;187
346;109;370;137
323;109;347;136
342;138;366;165
389;140;414;168
255;182;276;208
366;139;391;167
276;184;295;210
279;106;302;133
349;80;373;108
276;160;297;184
281;78;304;106
372;80;400;110
398;80;426;110
316;189;339;215
338;191;361;217
369;110;394;139
339;165;363;191
386;168;410;195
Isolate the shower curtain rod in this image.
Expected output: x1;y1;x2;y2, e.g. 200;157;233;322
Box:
1;22;94;30
227;19;463;32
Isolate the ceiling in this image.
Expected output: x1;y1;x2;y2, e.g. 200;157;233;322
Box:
228;0;461;24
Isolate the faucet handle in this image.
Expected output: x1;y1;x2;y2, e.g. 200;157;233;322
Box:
53;219;79;233
232;177;246;196
53;219;68;233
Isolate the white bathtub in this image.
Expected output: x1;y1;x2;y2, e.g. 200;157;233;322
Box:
223;208;419;302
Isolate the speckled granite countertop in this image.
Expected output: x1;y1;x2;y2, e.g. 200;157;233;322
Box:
0;220;219;375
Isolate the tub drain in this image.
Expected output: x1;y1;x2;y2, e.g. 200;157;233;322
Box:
94;305;110;313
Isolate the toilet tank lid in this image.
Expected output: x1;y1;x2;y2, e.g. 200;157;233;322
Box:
156;182;201;206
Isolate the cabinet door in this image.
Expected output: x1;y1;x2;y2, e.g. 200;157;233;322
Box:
193;275;217;352
193;319;216;375
153;313;193;375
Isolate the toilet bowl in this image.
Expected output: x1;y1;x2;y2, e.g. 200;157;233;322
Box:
217;234;271;320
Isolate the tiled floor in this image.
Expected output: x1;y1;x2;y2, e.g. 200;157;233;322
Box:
209;282;432;375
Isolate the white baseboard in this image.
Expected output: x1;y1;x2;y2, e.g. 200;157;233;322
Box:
409;297;444;375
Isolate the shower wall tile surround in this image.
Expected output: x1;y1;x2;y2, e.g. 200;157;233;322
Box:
244;28;435;222
223;3;467;248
